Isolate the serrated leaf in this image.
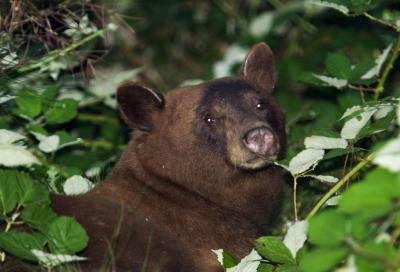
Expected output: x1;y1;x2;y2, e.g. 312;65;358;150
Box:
249;12;275;38
47;216;89;254
227;249;261;272
0;129;25;144
0;144;40;167
38;135;60;153
212;249;238;269
308;210;347;246
31;249;87;268
288;149;325;175
0;170;19;215
14;172;50;207
21;204;57;233
373;104;393;119
313;74;347;89
283;221;308;259
45;99;78;124
340;107;377;139
308;0;349;14
339;168;394;220
304;136;347;149
326;53;352;79
372;138;400;172
0;231;45;261
63;175;94;195
255;237;295;264
15;89;42;118
362;43;392;79
308;175;339;183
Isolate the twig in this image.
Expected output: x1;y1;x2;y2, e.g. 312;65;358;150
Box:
374;33;400;100
363;13;400;33
306;152;375;220
17;28;106;74
293;176;299;221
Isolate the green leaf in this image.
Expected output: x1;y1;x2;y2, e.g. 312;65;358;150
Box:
277;264;299;272
299;247;347;272
45;99;78;124
0;170;19;215
15;89;42;118
14;171;50;207
356;241;395;272
339;168;395;220
41;85;59;111
325;53;352;79
47;216;89;254
308;210;347;246
21;204;57;233
0;231;46;261
258;263;275;272
255;236;295;265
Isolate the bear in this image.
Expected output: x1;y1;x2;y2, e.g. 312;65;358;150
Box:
50;42;286;272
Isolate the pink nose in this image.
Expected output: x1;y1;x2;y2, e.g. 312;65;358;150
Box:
243;127;277;156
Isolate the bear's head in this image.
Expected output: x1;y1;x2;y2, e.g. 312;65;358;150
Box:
117;43;285;170
116;43;285;222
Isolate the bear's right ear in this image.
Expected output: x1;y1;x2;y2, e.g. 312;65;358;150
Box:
117;81;164;131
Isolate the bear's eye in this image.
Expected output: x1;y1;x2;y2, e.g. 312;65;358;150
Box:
256;100;267;110
204;114;215;126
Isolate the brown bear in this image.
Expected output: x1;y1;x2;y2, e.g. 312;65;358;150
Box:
50;42;286;272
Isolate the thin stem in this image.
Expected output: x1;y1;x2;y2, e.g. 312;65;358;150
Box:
363;13;400;33
293;176;298;221
306;153;375;220
17;28;106;74
374;33;400;100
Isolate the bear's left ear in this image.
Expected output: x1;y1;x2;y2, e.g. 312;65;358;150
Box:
240;43;276;93
117;81;164;131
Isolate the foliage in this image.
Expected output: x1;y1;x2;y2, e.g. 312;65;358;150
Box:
1;0;400;271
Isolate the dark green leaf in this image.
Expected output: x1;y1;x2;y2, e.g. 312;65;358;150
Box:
326;53;352;79
0;231;45;261
21;204;57;233
47;216;89;254
308;210;347;246
45;99;78;124
255;236;295;265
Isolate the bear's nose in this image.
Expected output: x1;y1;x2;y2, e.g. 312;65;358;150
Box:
243;127;277;156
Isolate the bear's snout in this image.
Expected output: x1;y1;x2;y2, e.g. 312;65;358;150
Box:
243;127;278;157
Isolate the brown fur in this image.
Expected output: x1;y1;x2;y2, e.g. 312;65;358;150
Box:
50;43;286;272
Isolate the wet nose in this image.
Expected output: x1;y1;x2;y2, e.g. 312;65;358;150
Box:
243;127;277;156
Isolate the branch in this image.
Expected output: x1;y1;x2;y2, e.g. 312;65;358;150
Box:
17;28;106;74
305;152;375;220
374;33;400;100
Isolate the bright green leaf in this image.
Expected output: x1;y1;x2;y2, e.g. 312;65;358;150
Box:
45;99;78;125
0;231;45;261
308;210;347;246
299;247;347;272
15;89;42;118
255;236;295;265
47;216;89;254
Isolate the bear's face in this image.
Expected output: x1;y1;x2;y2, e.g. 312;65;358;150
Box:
117;42;285;175
195;78;283;170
